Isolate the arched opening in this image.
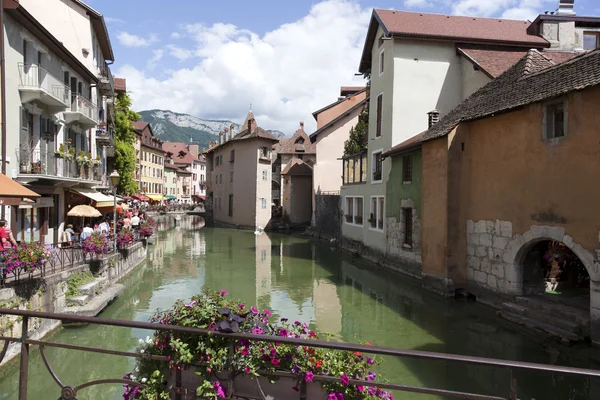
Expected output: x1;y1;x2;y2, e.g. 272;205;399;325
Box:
522;240;590;302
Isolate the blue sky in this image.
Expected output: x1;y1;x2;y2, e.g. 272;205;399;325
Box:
85;0;600;133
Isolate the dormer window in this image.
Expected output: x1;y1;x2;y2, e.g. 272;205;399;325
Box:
584;32;600;50
295;137;305;145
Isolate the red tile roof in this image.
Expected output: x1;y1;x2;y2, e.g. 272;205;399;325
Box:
132;121;148;131
114;77;126;92
162;142;195;164
359;9;549;73
382;131;425;158
204;111;279;154
459;48;581;78
274;124;316;154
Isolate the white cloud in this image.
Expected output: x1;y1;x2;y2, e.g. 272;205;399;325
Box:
105;17;126;25
404;0;433;7
451;0;555;19
146;49;164;70
166;45;193;61
171;32;182;40
117;32;159;47
117;0;369;134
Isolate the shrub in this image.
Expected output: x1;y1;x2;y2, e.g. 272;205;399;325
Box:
117;228;134;248
81;232;111;257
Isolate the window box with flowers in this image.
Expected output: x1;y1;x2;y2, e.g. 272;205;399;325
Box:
1;242;51;280
123;289;393;400
117;227;134;251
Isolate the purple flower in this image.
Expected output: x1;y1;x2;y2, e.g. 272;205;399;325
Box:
241;347;249;356
366;357;374;365
305;371;314;382
251;306;259;314
213;381;226;398
340;373;349;386
184;300;197;308
264;309;272;316
367;371;376;381
357;385;364;392
328;393;344;400
252;327;264;335
280;318;288;322
219;290;228;296
239;303;245;309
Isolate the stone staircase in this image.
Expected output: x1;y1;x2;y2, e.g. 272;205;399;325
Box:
64;277;125;317
497;296;589;344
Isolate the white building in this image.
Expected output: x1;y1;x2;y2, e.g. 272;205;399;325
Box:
2;1;114;243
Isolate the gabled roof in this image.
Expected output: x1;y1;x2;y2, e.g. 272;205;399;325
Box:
312;87;367;120
281;158;313;176
274;124;316;154
458;47;580;78
132;121;149;132
422;48;600;142
359;9;549;73
204;111;279;154
70;0;114;61
310;97;368;142
163;142;196;164
114;78;126;92
382;131;425;158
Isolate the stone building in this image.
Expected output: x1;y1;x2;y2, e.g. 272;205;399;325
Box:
133;121;165;201
418;48;600;343
272;123;316;225
204;111;279;230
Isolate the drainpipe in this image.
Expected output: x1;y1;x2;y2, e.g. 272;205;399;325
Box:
1;2;7;219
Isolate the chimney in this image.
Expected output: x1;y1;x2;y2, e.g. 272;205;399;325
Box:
427;110;440;128
299;121;304;130
224;127;229;142
247;118;252;134
557;0;575;16
219;131;223;145
230;123;235;138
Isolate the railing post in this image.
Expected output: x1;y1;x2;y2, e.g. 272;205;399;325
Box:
18;316;29;400
509;368;518;400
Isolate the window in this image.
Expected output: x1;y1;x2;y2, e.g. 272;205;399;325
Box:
376;94;382;137
342;152;368;185
228;194;233;217
262;169;268;181
372;150;383;182
230;150;235;162
403;208;413;247
344;197;364;225
369;196;385;231
379;50;384;75
584;32;600;50
218;197;221;210
261;198;267;209
402;155;413;183
201;165;205;170
260;147;269;158
230;170;233;183
23;40;27;64
544;101;567;139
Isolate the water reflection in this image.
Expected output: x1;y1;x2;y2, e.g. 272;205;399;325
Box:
0;216;599;400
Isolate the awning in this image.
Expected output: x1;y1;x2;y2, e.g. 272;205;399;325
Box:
146;194;164;202
0;173;40;205
71;188;114;203
18;196;54;209
165;195;176;200
132;194;150;202
95;200;116;208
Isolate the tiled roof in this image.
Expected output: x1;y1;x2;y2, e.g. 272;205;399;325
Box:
312;87;367;120
132;121;149;131
162;142;195;164
281;158;313;176
310;97;368;141
205;111;279;154
422;48;600;142
114;78;126;92
382;131;426;158
274;124;316;154
164;163;178;170
359;9;549;73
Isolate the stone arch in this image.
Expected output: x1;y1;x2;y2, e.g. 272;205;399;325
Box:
503;225;599;295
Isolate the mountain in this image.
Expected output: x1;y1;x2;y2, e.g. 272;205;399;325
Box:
137;110;287;149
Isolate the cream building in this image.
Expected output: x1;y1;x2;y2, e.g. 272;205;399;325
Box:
205;111;279;230
133;121;165;201
163;163;178;200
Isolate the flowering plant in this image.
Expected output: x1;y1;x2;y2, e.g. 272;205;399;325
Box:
2;241;51;275
81;232;111;257
117;227;134;248
139;222;154;239
124;289;392;400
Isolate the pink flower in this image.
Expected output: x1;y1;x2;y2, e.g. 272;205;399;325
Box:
252;327;264;335
244;366;250;373
219;290;228;296
263;309;272;316
251;306;259;314
239;303;245;309
241;348;249;356
357;385;364;392
271;358;280;366
305;371;314;382
213;381;226;398
340;373;349;386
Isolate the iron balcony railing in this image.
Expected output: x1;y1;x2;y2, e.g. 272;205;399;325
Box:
0;308;600;400
71;94;99;123
15;149;102;181
98;62;115;94
17;63;70;106
95;128;114;143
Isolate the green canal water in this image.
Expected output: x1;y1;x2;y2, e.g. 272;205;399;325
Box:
1;216;599;399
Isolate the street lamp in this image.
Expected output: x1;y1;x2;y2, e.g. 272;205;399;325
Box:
109;170;120;251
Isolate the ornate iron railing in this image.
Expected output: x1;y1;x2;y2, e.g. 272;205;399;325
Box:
0;308;599;400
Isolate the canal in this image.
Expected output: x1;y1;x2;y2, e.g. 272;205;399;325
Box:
0;216;599;399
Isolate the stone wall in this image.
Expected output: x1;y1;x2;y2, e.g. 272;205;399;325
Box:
386;198;422;267
0;241;147;367
466;220;515;294
314;194;341;239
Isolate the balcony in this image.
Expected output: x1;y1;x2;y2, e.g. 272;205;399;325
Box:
15;149;101;185
64;94;98;129
96;127;114;146
18;63;70;110
98;63;114;96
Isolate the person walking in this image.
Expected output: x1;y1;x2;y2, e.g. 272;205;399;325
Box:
131;213;140;230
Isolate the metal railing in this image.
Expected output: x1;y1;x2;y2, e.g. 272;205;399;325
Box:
0;308;599;400
98;62;115;94
95;128;114;143
70;94;99;123
15;149;101;181
18;63;70;106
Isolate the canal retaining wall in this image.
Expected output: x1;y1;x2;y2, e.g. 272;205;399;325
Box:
0;241;147;367
313;194;341;240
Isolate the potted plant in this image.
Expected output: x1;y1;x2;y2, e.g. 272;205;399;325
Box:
139;222;154;239
76;150;88;178
2;242;51;277
123;289;393;400
82;232;111;258
117;227;134;250
345;214;353;223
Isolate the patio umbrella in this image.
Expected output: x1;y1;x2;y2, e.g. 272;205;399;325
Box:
67;205;102;218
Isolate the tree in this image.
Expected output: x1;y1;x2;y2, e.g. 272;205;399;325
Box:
343;105;368;156
114;92;141;194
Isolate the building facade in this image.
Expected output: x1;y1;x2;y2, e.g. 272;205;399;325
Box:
133;121;165;201
2;1;114;243
163;163;178;200
205;111;279;230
